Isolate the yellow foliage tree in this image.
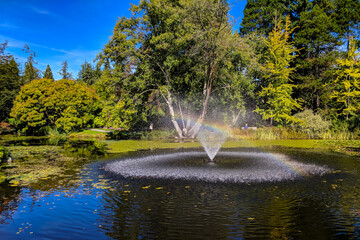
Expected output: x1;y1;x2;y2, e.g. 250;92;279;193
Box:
255;16;301;126
331;38;360;120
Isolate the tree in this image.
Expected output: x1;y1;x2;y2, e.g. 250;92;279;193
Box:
334;0;360;51
331;38;360;121
97;0;256;138
0;41;21;122
77;61;99;85
43;65;54;79
58;61;72;79
239;0;311;37
94;69;144;130
10;79;101;134
293;0;341;111
255;16;301;125
22;44;40;83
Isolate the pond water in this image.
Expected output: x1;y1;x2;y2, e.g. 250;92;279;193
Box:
1;141;360;239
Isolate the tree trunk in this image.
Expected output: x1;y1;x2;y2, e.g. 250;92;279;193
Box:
165;91;184;138
186;58;216;138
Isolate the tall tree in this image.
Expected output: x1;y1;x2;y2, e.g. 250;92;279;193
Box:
255;16;301;125
334;0;360;51
293;0;340;111
77;61;99;85
98;0;256;138
239;0;311;37
58;61;72;80
331;38;360;121
0;41;21;122
22;44;40;83
43;65;54;79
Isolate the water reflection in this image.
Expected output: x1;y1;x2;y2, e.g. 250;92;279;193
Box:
98;148;360;239
1;146;360;239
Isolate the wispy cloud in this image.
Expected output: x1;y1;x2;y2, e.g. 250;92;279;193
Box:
0;35;100;79
0;23;19;29
31;7;50;15
0;35;75;55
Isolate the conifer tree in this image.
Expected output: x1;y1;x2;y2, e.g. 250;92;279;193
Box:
58;61;72;80
43;65;54;79
77;61;99;85
0;41;21;121
334;0;360;51
294;1;341;110
22;44;40;83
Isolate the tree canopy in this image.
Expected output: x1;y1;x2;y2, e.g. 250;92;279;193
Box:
97;0;257;138
0;41;21;122
11;79;101;134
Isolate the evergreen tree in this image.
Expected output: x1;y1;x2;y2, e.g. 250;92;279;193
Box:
293;0;341;111
77;61;99;85
0;42;21;122
22;44;40;83
240;0;311;37
43;65;54;79
334;0;360;51
58;61;72;80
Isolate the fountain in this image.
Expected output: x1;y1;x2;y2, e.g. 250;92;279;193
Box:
103;110;332;183
104;122;331;183
196;126;227;161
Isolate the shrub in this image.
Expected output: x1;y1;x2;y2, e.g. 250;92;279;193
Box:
0;122;11;134
292;110;331;138
0;145;11;163
10;79;101;135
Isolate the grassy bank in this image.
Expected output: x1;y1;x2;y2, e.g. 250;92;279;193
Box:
230;127;359;140
105;139;360;156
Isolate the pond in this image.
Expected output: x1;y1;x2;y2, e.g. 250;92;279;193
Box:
1;139;360;239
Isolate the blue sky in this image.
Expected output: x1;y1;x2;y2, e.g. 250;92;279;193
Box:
0;0;246;80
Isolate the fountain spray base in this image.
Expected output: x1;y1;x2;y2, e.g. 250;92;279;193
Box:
104;151;330;183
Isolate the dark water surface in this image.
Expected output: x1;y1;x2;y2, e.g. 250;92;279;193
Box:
1;144;360;239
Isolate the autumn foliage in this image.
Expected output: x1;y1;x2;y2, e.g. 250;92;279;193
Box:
10;79;101;134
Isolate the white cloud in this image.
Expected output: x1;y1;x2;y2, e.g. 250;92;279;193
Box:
31;7;50;15
0;35;100;79
0;23;19;29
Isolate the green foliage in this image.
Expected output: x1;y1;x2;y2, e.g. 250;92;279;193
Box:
255;17;301;126
22;44;40;83
97;0;257;137
94;69;145;130
334;0;360;49
141;130;174;140
10;79;101;135
292;109;331;138
294;1;340;110
0;42;21;122
77;61;100;85
47;128;66;139
240;0;306;36
43;64;54;79
0;145;11;162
